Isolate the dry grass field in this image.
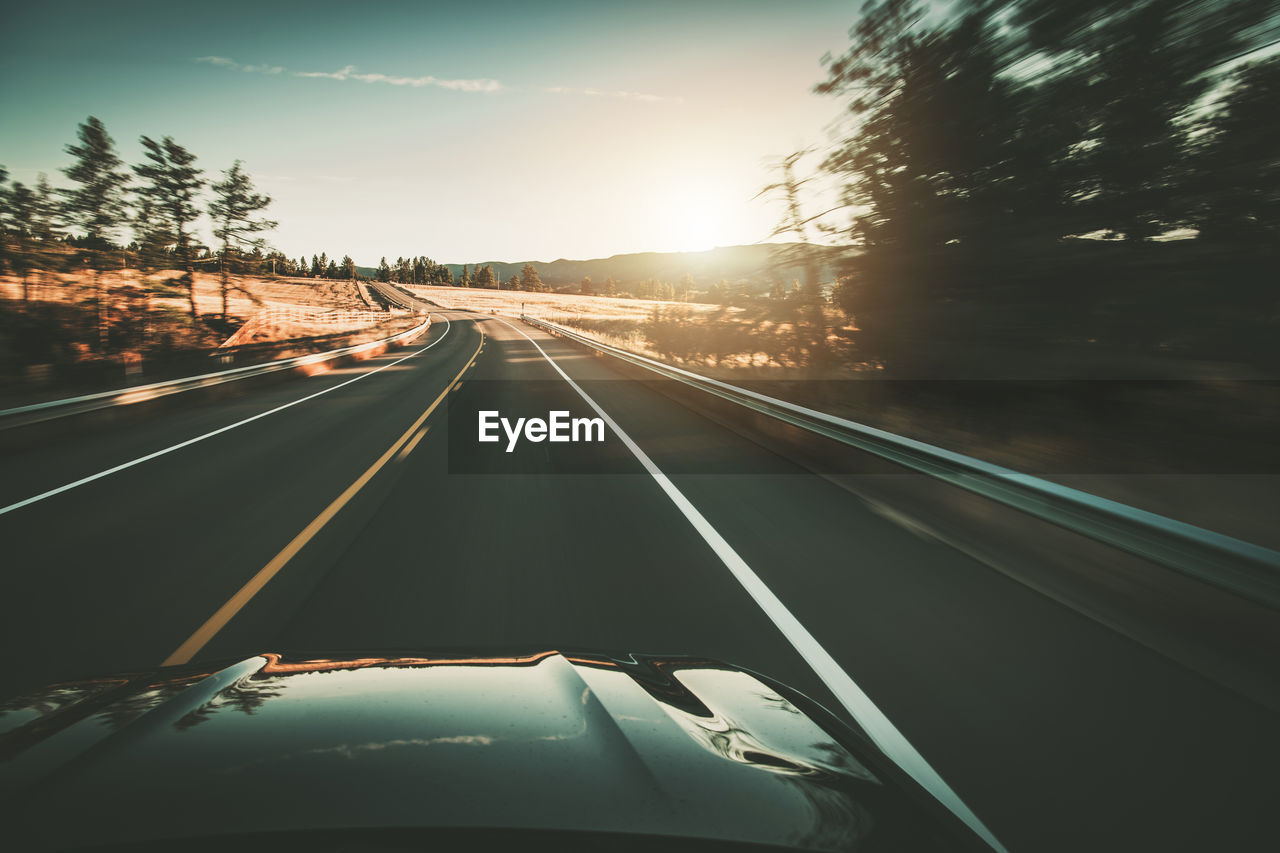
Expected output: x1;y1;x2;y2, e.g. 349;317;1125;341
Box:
1;271;381;342
404;283;749;359
406;282;863;376
405;284;722;323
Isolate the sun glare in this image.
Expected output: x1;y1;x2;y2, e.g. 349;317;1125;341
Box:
669;189;731;253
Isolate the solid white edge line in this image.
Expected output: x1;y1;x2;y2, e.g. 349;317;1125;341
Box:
0;314;453;518
490;315;1007;853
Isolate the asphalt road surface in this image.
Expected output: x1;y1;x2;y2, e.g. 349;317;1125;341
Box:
2;310;1277;852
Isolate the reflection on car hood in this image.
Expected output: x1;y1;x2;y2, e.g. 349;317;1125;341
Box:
0;651;987;851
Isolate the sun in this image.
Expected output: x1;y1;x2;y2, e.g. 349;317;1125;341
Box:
669;191;730;253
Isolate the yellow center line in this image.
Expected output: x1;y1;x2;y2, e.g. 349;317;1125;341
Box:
395;426;430;461
162;331;485;666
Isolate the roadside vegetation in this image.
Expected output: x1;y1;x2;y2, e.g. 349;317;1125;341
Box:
0;117;415;393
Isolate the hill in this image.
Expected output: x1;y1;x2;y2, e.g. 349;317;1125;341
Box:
442;243;841;292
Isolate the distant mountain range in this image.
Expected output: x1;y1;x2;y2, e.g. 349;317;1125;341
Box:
442;243;842;291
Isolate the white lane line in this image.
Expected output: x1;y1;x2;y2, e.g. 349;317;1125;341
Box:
489;316;1006;853
0;315;453;518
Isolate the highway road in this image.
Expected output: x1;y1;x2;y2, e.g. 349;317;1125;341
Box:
1;309;1277;851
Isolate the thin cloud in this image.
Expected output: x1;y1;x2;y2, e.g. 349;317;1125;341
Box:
196;56;675;102
195;55;284;74
296;65;502;92
197;55;500;93
544;85;680;103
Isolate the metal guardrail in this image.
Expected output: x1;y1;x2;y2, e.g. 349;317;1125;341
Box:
368;281;431;313
522;315;1280;610
0;316;432;431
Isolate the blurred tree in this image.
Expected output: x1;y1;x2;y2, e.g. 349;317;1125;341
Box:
580;275;593;295
759;150;830;372
133;135;204;318
0;167;12;276
208;160;276;318
131;196;172;273
1015;0;1276;242
4;179;36;300
341;254;356;280
678;273;695;300
377;257;391;282
29;175;64;286
60;117;130;265
1192;55;1280;247
60;117;130;349
506;274;521;290
604;276;618;297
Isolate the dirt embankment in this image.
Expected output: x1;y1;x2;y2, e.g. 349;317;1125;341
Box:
2;271;367;323
0;271;398;397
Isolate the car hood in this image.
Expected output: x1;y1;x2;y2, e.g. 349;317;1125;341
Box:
0;650;988;851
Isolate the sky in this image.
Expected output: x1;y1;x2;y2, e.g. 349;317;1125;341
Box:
0;0;859;267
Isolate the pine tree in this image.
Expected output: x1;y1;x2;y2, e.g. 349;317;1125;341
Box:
604;277;618;297
29;175;63;289
60;116;130;265
134;135;204;318
377;257;391;282
4;180;35;299
341;255;356;280
519;262;543;292
131;196;170;273
506;274;520;291
474;264;496;289
60;117;131;349
208;160;276;318
580;276;593;295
